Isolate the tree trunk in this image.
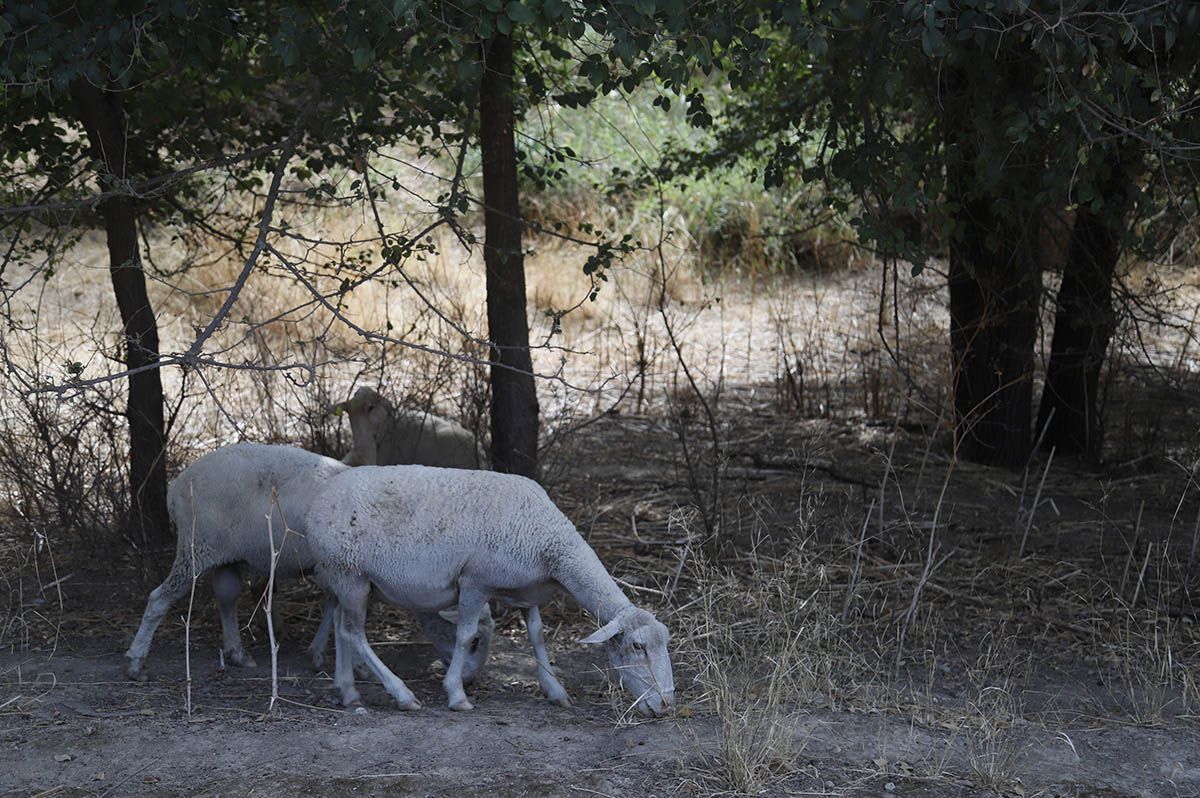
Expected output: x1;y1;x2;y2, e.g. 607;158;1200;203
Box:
70;80;170;543
947;208;1041;469
479;35;539;478
1036;190;1127;461
939;56;1044;470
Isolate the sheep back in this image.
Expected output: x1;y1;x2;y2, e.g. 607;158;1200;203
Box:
378;409;482;470
168;443;348;578
305;466;579;604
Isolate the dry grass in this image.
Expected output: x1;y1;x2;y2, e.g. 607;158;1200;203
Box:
1089;544;1200;725
679;532;862;793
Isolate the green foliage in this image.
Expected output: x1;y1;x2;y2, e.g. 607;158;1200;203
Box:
699;1;1200;269
0;0;753;290
522;85;843;275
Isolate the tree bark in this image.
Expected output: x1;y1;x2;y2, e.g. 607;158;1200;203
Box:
939;57;1044;470
479;35;539;477
1036;163;1131;461
70;80;170;543
947;204;1041;469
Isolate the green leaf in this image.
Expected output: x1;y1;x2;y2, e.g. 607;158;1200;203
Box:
506;1;535;24
843;0;869;22
582;58;607;87
458;56;481;83
352;47;374;71
921;27;945;57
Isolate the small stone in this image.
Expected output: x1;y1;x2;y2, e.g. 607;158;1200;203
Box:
884;782;896;792
54;753;72;763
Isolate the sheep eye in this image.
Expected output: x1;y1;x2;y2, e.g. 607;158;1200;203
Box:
469;636;480;654
631;642;645;652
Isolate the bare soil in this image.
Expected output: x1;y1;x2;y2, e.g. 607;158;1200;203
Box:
4;630;1197;797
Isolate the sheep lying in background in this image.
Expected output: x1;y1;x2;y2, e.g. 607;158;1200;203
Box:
333;387;483;469
125;444;493;683
306;465;676;717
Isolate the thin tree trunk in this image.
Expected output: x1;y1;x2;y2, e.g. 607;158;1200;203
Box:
479;35;539;477
70;80;170;543
1037;160;1132;461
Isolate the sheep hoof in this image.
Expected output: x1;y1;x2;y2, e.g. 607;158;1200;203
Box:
448;698;473;712
224;648;257;669
399;698;423;711
125;660;148;682
551;695;572;708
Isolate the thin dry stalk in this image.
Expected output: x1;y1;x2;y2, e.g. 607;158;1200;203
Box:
1018;446;1055;558
183;484;198;717
1131;541;1153;608
265;488;283;715
842;499;875;622
896;459;953;674
1187;501;1200;588
1120;501;1146;597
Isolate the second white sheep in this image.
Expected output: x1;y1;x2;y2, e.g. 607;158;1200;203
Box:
334;387;483;469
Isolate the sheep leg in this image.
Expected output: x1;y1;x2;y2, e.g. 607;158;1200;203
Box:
444;585;488;711
332;602;362;710
212;565;256;669
332;578;421;711
125;560;201;681
523;605;571;708
312;591;372;680
308;592;337;671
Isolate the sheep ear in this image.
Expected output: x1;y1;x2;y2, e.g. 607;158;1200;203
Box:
437;608;461;623
579;618;622;645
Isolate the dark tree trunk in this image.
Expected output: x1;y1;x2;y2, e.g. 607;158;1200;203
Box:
479;35;539;478
947;206;1041;469
70;80;170;543
1037;181;1128;461
939;57;1044;470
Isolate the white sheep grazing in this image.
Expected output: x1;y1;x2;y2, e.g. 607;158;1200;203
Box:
333;387;482;469
124;443;493;683
306;465;676;717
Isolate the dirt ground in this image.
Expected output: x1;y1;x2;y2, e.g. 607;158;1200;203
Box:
4;624;1198;797
5;405;1200;797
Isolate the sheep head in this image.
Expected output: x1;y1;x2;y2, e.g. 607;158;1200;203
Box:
333;387;391;466
580;606;675;717
417;605;496;686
